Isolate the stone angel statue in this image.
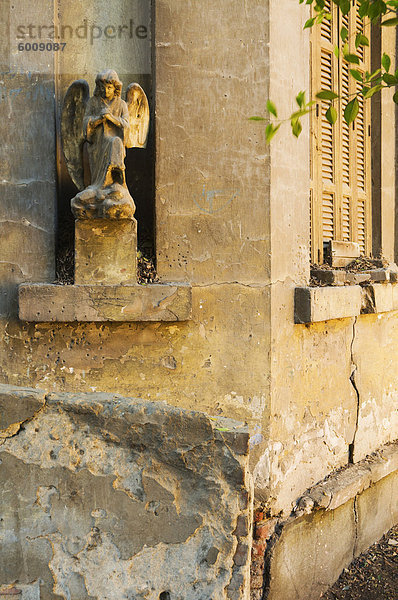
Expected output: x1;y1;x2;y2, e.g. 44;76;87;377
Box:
61;70;150;220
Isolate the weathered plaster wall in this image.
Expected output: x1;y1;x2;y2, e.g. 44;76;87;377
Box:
0;0;272;476
0;384;252;600
0;0;397;527
252;0;398;516
0;0;56;315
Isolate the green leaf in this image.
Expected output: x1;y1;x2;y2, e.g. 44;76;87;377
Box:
326;105;337;124
316;90;339;100
381;17;398;25
383;73;398;85
266;99;278;117
369;1;386;20
382;53;391;72
304;17;316;28
363;84;383;99
340;0;350;15
393;90;398;104
340;26;348;41
355;33;369;48
249;116;266;121
291;108;311;118
344;97;359;124
296;91;306;108
334;45;340;58
265;123;281;144
291;118;302;138
350;69;363;82
368;68;382;81
345;54;360;64
359;1;370;18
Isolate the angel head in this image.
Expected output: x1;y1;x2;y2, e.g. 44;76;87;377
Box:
94;70;122;100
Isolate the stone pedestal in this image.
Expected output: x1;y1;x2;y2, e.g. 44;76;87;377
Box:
75;219;137;284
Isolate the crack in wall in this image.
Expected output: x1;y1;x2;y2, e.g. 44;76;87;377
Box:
348;317;360;464
353;495;359;559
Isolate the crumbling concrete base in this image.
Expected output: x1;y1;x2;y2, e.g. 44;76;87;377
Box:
0;384;252;600
259;443;398;600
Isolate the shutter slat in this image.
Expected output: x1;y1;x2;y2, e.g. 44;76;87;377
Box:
321;50;334;183
356;82;366;191
321;0;333;42
341;61;350;186
322;193;335;240
342;197;350;241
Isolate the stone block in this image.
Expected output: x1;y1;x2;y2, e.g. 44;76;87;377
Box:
294;286;362;324
355;470;398;557
329;241;360;267
362;269;390;282
345;272;372;285
361;284;394;314
392;283;398;309
310;269;347;286
266;501;356;600
18;283;192;322
75;219;137;284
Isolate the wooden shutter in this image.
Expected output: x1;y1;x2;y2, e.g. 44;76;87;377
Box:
310;0;371;262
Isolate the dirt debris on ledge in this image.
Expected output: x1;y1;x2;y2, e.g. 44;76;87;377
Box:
137;251;159;285
310;256;398;287
321;524;398;600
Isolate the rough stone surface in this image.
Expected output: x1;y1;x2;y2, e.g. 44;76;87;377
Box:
75;219;138;284
18;283;192;322
0;385;252;600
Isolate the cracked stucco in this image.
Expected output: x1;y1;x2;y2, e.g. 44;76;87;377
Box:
0;386;252;600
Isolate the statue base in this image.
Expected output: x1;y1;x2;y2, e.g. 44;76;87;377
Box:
71;183;136;220
75;218;137;285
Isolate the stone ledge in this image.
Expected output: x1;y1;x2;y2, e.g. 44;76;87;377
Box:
295;283;398;323
294;285;362;324
296;441;398;513
18;283;192;322
362;283;398;314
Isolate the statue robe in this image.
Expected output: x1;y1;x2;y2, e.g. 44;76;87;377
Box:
84;95;129;189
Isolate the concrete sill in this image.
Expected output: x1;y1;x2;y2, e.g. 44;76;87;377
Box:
297;441;398;512
294;283;398;324
18;283;192;322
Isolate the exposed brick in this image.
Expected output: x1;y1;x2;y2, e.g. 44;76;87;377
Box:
250;588;263;600
250;561;265;576
250;574;264;589
253;510;264;522
251;539;267;558
255;518;277;540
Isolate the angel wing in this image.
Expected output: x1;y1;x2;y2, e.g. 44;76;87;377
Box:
61;79;90;191
125;83;150;149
